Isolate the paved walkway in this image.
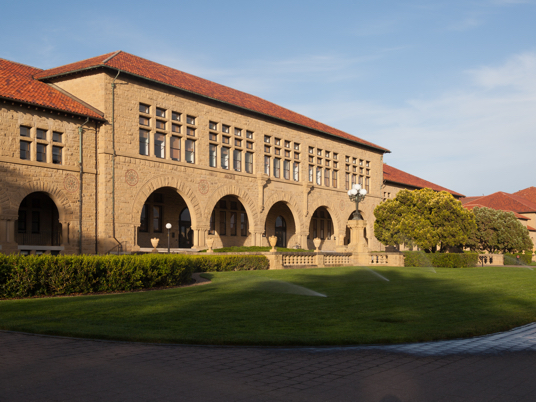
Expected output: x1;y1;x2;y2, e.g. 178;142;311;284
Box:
2;324;536;401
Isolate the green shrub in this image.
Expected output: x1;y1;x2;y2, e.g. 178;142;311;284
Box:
0;253;269;299
403;251;478;268
504;252;532;265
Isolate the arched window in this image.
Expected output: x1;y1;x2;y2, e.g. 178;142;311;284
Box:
275;216;286;248
179;208;192;248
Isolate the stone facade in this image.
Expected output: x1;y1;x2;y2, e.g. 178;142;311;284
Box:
0;58;389;255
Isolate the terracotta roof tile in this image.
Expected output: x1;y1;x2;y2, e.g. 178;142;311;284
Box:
463;204;530;220
528;225;535;231
0;58;104;120
460;196;483;205
383;163;464;197
513;187;536;205
35;51;389;152
462;192;536;214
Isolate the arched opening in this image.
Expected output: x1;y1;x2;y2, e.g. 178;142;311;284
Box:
264;202;297;249
275;216;286;248
308;207;335;250
179;208;192;248
137;187;192;250
208;195;250;249
15;192;62;254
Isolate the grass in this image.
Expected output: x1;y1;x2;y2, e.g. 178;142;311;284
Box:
1;266;536;346
200;246;311;253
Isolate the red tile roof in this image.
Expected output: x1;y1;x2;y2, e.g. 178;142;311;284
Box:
460;196;483;205
383;163;464;197
34;51;389;152
0;58;104;120
528;226;536;231
462;192;536;214
463;204;530;220
513;187;536;205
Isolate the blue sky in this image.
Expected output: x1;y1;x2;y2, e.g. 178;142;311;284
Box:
2;0;535;196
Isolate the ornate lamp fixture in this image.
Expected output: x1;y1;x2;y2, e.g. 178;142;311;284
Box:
347;184;367;220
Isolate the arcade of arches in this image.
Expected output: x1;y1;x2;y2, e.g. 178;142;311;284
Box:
134;188;350;251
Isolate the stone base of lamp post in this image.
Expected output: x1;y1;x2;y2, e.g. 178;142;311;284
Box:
346;220;368;254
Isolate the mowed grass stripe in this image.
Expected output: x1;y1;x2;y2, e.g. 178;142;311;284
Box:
1;266;535;346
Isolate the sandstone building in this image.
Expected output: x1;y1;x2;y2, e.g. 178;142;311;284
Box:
1;51;403;255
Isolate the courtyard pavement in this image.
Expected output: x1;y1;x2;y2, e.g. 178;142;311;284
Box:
2;323;536;401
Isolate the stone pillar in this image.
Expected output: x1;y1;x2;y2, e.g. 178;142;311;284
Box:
296;232;309;250
192;227;208;250
131;224;141;252
347;220;368;254
335;231;347;252
0;216;19;254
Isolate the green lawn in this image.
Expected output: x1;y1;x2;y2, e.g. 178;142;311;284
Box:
1;266;536;346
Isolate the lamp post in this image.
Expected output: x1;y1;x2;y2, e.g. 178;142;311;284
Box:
347;184;367;220
166;223;172;254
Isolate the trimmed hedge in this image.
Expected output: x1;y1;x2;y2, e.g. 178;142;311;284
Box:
403;251;478;268
504;252;533;265
0;254;269;299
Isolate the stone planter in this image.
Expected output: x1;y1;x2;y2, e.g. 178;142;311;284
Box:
268;236;278;252
206;237;214;253
313;237;321;252
151;237;159;253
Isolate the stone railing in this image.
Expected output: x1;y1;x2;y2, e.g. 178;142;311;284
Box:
268;252;404;269
369;253;390;265
282;253;316;266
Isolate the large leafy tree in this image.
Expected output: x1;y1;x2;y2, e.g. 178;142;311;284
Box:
466;207;533;253
374;188;477;253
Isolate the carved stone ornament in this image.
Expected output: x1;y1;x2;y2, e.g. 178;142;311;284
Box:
198;179;209;194
125;169;139;186
64;174;79;192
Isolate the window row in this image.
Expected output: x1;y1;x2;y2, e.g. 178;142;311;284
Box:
209;210;249;236
308;166;338;188
209;144;253;173
209;121;253;139
20;141;63;164
139;130;195;163
308;147;338;160
345;173;370;192
263;135;300;151
263;157;300;181
139;103;195;124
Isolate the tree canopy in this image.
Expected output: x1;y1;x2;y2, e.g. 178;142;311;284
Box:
374;188;477;253
465;206;533;254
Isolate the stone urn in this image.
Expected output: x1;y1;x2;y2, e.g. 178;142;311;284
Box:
268;235;278;252
206;237;214;253
151;237;160;253
313;237;321;252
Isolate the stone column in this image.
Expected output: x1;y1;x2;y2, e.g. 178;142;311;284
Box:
296;232;309;250
131;224;141;252
192;227;208;250
0;217;19;254
347;220;369;254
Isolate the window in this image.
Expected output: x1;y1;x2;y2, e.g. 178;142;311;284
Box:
20;126;31;137
245;152;253;173
52;146;62;164
309;165;313;182
153;206;162;233
209;144;217;167
155;120;166;130
366;177;370;192
285;140;290;148
333;153;338;160
352;174;357;186
154;134;165;158
246;130;253;139
234;128;242;136
325;160;330;166
345;173;350;190
294;143;300;150
241;212;248;236
366;169;370;175
139;116;150;126
172;111;181;121
294;152;300;160
275;138;281;146
36;143;46;162
317;149;322;156
139;129;149;155
221;147;230;169
139;103;150;114
264;136;270;143
209;133;217;141
283;160;290;180
316;167;322;185
324;169;330;187
332;170;337;188
275;148;281;155
309;147;314;154
353;158;357;164
36;128;46;140
230;212;237;236
222;136;230;144
353;166;357;172
140;205;148;232
264;145;271;153
209;121;218;130
172;124;181;133
32;211;40;234
293;162;299;181
185;139;195;163
171;136;181;161
346;164;350;171
325;151;330;158
273;158;280;178
186;115;196;125
53;131;62;142
187;127;195;136
156;108;166;118
246;141;253;149
358;175;363;187
284;150;290;158
366;161;370;167
222;124;230;133
345;156;350;162
18;140;32;161
233;150;242;172
317;158;322;165
333;162;338;168
235;139;242;147
264;156;270;175
219;211;226;235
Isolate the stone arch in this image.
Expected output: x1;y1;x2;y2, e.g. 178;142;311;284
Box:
7;180;75;222
202;184;260;230
131;175;202;228
307;198;344;237
261;192;303;233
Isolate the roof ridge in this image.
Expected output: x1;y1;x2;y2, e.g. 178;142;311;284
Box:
0;57;42;71
102;50;122;64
